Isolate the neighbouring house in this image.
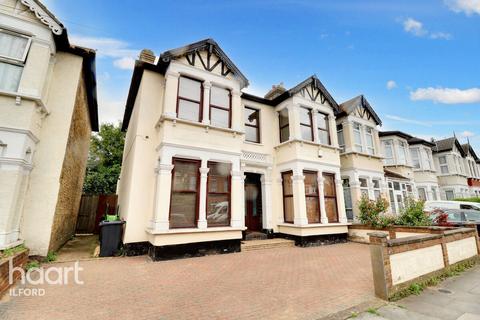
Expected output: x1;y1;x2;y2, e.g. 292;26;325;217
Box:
461;143;480;197
0;0;98;255
407;136;440;201
118;39;350;260
432;137;470;200
336;95;386;219
379;131;418;214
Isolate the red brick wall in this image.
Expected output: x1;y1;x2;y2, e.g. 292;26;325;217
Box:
0;250;29;297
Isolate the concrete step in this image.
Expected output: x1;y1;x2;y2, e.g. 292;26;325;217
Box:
241;238;295;252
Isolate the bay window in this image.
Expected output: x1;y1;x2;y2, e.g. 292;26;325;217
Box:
373;179;381;200
397;141;407;165
317;112;330;145
299;107;313;141
206;162;231;227
177;76;203;122
353;122;363;152
282;171;294;223
170;158;201;228
0;29;31;92
210;86;231;128
439;156;449;174
411;148;420;169
359;178;369;197
365;127;375;155
304;171;320;223
423;148;433;170
337;124;345;152
418;187;427;201
383;140;394;165
279;108;290;143
323;173;338;223
342;179;353;220
244;107;260;143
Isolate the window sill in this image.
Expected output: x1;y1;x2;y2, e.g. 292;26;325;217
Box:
384;164;414;169
243;140;264;146
277;222;351;228
0;89;48;113
274;139;341;151
160;115;244;135
340;150;383;159
146;226;246;235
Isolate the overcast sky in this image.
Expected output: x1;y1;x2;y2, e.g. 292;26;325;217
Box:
44;0;480;150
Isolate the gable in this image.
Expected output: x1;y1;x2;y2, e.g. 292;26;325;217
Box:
159;38;248;88
177;50;235;80
296;84;331;106
17;0;64;35
339;95;382;125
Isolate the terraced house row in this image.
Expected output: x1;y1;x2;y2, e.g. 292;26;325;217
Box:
116;39;480;259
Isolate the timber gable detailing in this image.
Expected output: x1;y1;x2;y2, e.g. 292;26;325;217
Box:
299;82;327;104
184;49;232;77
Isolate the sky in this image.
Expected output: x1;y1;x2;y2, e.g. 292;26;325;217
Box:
44;0;480;150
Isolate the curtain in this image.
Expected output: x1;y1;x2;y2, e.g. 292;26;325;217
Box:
0;62;22;91
0;32;28;61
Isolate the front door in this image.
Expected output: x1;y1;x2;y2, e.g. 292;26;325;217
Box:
245;173;262;231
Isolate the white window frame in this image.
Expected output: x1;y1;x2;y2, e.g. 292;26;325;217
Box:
411;147;420;169
353;122;363;153
439;156;449;174
365;126;375;155
0;29;32;93
359;177;369;198
397;141;407;165
372;179;381;200
383;140;394;165
337;124;345;153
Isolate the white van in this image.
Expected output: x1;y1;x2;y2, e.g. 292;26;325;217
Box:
424;200;480;212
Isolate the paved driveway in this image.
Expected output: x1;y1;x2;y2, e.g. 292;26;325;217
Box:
0;242;374;320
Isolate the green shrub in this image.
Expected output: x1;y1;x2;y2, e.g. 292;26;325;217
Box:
25;261;40;271
454;197;480;203
358;195;390;227
396;197;430;226
44;251;57;263
0;244;26;259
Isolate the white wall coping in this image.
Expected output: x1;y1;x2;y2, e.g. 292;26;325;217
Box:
146;226;246;235
277;222;351;228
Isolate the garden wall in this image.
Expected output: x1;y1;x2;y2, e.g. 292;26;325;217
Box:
0;249;29;297
368;227;480;300
348;224;457;243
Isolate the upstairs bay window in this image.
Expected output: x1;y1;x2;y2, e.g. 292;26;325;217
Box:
411;148;421;169
383;140;394;165
210;86;231;128
177;76;203;122
397;141;407;165
422;148;433;170
244;107;260;143
0;29;31;92
439;156;449;174
337;124;345;152
317;112;330;145
365;127;375;155
299;107;313;141
279;108;290;143
353;122;363;152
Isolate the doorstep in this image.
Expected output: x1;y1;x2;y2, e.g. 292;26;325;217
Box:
241;238;295;252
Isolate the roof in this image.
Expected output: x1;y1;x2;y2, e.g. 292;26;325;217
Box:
461;143;479;161
21;0;99;131
338;95;382;125
384;169;410;181
407;137;435;147
242;75;339;109
432;137;466;156
379;131;413;140
158;38;249;89
122;42;340;130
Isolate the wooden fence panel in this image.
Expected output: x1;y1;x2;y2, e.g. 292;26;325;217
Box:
76;194;118;234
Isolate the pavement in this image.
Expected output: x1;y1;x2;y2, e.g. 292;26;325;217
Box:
354;265;480;320
55;234;99;262
0;242;375;320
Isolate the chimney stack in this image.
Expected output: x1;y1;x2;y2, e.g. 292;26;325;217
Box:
264;82;286;100
139;49;155;64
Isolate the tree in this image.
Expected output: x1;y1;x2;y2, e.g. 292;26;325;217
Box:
83;123;125;195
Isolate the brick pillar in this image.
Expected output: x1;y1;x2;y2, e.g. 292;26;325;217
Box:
368;232;391;300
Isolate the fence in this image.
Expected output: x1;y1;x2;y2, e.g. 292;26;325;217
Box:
76;194;118;234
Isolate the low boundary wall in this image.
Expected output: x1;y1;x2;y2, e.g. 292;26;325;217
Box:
368;227;480;300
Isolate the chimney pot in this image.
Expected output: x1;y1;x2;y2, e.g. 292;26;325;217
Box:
139;49;156;64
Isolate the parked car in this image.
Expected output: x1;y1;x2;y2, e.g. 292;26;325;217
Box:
424;200;480;212
430;208;480;233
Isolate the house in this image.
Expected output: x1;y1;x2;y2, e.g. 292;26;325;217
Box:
118;39;349;260
432;137;469;200
379;131;418;213
461;143;480;197
0;0;98;255
336;95;386;219
407;136;440;201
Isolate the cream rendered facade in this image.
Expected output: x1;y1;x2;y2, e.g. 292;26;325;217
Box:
432;138;470;200
118;40;349;258
0;0;98;254
408;139;441;202
462;144;480;197
336;95;386;219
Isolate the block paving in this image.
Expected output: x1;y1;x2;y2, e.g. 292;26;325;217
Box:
0;242;374;320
